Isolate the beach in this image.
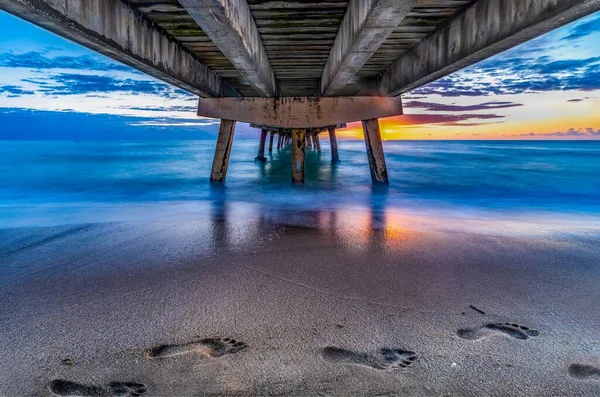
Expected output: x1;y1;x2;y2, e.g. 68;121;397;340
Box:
1;206;600;396
1;140;600;396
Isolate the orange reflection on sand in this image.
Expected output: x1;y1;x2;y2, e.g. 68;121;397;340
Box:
381;209;414;249
325;207;415;252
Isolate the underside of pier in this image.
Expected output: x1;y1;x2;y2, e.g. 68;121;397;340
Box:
2;0;599;184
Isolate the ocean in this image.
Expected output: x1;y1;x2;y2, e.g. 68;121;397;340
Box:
1;139;599;233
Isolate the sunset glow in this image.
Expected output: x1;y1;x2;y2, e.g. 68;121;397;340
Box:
1;10;599;140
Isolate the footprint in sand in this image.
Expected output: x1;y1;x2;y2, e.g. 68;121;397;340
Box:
568;364;600;381
145;337;247;359
321;346;418;371
48;379;147;397
457;322;539;341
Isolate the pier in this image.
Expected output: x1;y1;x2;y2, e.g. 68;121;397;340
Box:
2;0;598;184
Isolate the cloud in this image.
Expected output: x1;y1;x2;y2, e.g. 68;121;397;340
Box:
412;13;600;97
563;14;600;41
413;56;600;97
0;84;35;96
129;119;218;127
0;108;219;140
126;105;197;113
404;100;523;112
21;73;184;97
394;113;504;126
521;128;600;137
0;51;131;71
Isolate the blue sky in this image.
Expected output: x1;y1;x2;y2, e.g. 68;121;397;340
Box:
0;9;599;140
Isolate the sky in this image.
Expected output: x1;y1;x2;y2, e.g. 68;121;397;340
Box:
0;9;599;140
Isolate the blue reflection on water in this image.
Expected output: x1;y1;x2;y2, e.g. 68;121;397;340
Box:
1;139;599;227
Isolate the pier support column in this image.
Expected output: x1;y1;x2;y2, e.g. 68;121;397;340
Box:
315;134;321;154
362;118;389;185
291;129;306;184
328;127;340;163
210;119;236;184
268;131;275;153
255;129;267;162
277;133;282;150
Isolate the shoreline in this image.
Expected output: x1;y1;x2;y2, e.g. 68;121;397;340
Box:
1;213;600;396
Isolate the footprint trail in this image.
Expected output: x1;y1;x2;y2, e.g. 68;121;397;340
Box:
321;346;418;370
146;337;247;359
457;323;539;341
48;380;147;397
568;364;600;381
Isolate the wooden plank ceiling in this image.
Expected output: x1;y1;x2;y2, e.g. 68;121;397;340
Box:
122;0;478;97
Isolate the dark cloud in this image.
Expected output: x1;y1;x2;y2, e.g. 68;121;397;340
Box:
412;14;600;98
399;113;504;126
0;85;35;96
563;14;600;41
404;100;523;112
0;108;219;140
22;73;184;97
0;51;131;71
413;58;600;96
567;99;584;102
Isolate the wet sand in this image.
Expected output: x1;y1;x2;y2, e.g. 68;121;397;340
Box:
1;209;600;396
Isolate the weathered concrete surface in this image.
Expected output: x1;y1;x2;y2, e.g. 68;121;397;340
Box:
314;133;322;154
210;119;236;183
362;118;388;185
0;0;238;98
292;129;306;184
197;97;403;129
320;0;417;96
268;131;275;153
255;129;268;162
179;0;277;97
328;127;340;163
376;0;600;96
4;0;595;100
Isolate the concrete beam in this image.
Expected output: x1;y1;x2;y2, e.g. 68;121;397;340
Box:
250;123;346;133
0;0;238;98
198;97;403;128
362;118;388;185
321;0;417;96
210;120;236;183
376;0;600;96
179;0;277;97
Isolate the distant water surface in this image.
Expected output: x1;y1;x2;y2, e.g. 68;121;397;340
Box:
1;140;599;233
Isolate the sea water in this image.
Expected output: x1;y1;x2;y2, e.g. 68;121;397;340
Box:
1;140;599;232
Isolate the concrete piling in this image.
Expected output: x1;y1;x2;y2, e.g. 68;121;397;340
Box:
268;131;275;153
315;133;321;154
255;129;268;162
210;119;236;184
328;127;340;163
291;129;306;184
362;118;388;185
